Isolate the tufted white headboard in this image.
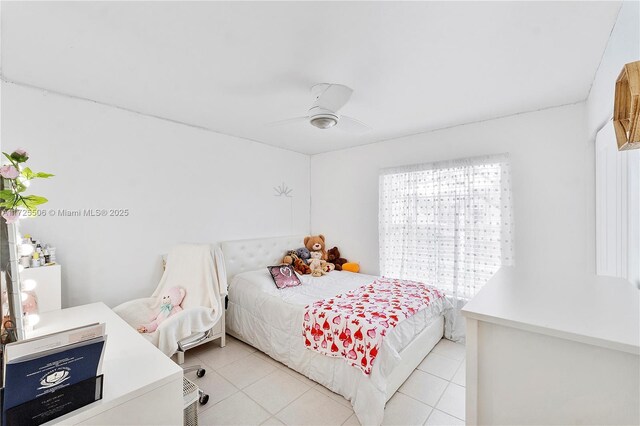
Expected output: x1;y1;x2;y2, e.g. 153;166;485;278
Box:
219;235;306;284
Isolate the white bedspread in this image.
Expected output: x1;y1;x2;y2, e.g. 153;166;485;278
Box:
226;270;447;425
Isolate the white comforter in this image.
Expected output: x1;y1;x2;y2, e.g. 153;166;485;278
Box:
226;270;447;425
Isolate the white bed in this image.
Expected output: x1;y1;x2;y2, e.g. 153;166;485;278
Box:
220;235;447;425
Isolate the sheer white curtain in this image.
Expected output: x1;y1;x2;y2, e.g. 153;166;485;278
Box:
379;154;513;339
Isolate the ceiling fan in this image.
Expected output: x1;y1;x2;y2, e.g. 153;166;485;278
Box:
268;83;370;134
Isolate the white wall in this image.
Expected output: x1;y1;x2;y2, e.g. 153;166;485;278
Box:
1;82;310;308
587;1;640;136
311;103;590;277
587;0;640;286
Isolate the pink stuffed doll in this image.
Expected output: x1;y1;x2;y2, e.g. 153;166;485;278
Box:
137;286;186;333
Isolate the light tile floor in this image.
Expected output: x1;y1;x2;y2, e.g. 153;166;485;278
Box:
182;335;466;426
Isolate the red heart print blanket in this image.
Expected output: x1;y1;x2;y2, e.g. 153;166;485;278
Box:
302;278;445;375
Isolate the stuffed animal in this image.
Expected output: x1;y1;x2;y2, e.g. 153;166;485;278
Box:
282;247;310;264
342;262;360;273
293;258;311;275
282;248;312;275
282;249;297;266
304;234;328;260
327;246;348;271
295;247;312;274
296;247;311;263
138;286;186;333
308;250;329;277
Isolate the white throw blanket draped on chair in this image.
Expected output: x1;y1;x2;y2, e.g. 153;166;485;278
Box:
114;244;223;356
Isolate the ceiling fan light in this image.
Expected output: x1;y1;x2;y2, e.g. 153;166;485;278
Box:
310;115;338;129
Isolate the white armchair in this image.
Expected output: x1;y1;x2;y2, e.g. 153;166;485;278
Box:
114;244;225;357
113;244;226;404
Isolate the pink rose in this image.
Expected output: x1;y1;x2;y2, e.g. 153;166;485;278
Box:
0;165;19;179
9;148;29;163
1;209;19;224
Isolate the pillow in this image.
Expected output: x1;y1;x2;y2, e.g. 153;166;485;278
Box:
267;265;301;289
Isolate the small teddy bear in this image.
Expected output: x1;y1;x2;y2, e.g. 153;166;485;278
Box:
138;286;186;333
327;246;348;271
308;250;333;277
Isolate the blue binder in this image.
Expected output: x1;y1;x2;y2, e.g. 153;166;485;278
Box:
5;375;104;426
2;337;105;424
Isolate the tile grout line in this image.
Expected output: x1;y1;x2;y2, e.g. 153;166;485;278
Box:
396;388;437;411
198;358;290;422
271;386;354;425
183;354;235;415
197;346;255;373
217;355;281;391
196;336;466;425
392;361;466;424
450;359;466;387
430;381;466;423
197;386;243;418
340;413;357;426
241;369;315;419
202;338;342;423
416;364;458;382
270;386;318;425
187;343;264;415
427;351;465;422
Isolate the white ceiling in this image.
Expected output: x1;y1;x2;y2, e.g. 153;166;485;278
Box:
1;1;621;155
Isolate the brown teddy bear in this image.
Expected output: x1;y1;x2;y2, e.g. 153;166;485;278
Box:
293;258;312;275
327;246;348;271
304;234;328;260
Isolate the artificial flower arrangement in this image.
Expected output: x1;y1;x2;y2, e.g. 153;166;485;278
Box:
0;148;53;343
0;148;53;223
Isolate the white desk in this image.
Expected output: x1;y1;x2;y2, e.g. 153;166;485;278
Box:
462;267;639;425
29;302;183;425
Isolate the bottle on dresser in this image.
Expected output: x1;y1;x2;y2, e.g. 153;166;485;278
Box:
20;234;57;268
30;252;40;268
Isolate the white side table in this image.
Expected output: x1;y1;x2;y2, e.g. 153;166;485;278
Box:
21;264;62;313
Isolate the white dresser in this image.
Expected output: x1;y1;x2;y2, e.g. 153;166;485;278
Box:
462;267;639;425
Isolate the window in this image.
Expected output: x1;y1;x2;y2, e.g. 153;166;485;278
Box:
379;154;513;300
